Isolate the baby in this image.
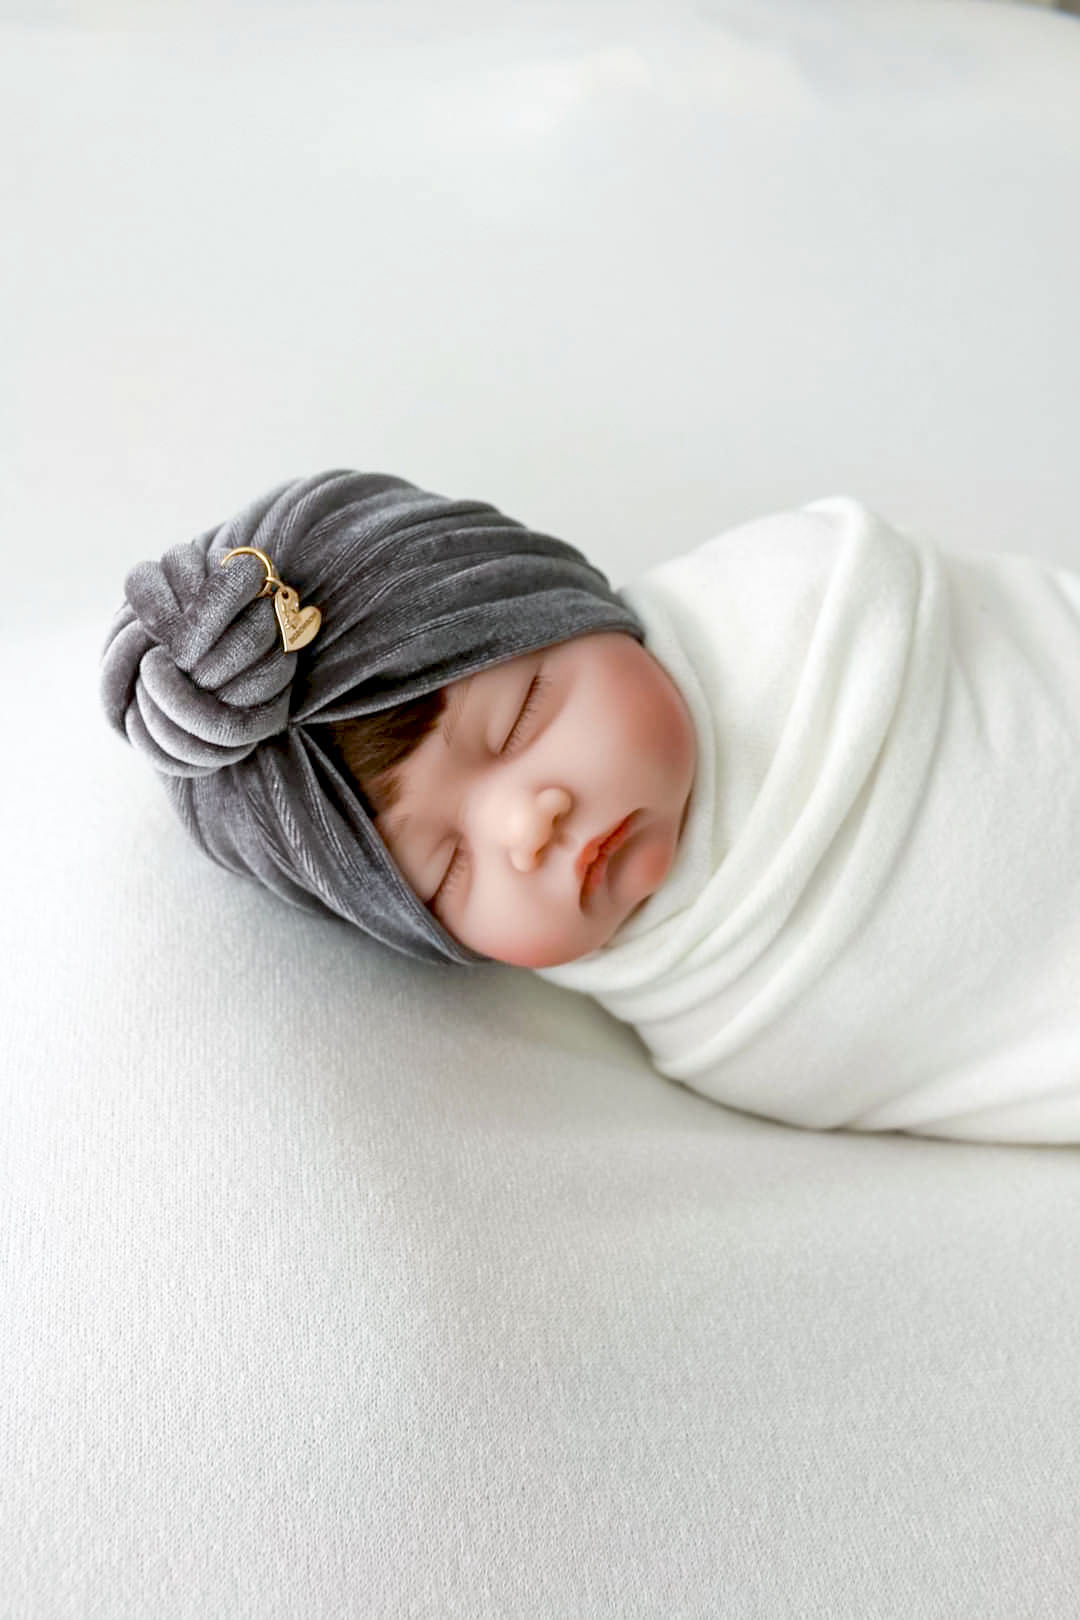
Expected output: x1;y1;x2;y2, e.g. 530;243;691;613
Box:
101;470;1080;1144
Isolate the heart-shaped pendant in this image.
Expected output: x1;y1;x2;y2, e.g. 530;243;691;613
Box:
273;584;322;653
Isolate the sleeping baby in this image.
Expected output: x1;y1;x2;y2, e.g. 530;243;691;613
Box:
100;470;1080;1144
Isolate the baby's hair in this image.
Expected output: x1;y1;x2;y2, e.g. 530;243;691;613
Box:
319;688;448;814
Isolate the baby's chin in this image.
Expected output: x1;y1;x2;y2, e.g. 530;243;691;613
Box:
487;928;607;970
496;939;594;970
494;911;634;970
516;866;671;967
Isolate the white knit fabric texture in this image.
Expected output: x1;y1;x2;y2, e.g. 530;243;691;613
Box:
540;499;1080;1141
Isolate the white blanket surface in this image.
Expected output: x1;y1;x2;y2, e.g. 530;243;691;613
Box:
538;499;1080;1143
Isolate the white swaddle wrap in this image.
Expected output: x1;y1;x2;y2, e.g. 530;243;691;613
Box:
537;498;1080;1143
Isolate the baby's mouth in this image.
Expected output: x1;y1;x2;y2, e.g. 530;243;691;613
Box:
578;813;636;903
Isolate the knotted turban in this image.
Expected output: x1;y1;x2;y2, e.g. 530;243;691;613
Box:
100;469;646;964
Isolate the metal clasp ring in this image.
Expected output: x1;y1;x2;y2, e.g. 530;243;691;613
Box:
220;545;286;599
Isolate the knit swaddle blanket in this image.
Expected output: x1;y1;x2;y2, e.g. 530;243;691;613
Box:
537;498;1080;1144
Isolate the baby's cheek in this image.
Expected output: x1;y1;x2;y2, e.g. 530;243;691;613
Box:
618;831;674;907
636;840;671;891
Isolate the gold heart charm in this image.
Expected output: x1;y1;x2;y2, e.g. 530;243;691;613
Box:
273;583;322;653
219;547;322;655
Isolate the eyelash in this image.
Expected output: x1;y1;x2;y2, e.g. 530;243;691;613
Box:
433;671;550;907
502;671;549;758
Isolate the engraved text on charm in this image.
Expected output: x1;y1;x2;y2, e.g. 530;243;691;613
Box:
273;584;322;653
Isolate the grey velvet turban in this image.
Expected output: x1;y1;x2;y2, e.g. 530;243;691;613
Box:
100;469;646;965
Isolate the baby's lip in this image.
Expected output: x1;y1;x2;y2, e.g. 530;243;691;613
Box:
576;813;636;896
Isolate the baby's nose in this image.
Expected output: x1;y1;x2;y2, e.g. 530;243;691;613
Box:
508;786;572;872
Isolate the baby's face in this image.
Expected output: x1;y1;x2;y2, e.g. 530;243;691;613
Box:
366;630;696;968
